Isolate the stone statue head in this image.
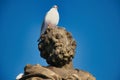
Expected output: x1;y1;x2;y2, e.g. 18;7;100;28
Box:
38;27;76;67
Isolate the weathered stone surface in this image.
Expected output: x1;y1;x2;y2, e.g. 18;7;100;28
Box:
20;64;61;80
20;64;95;80
38;26;76;67
18;26;96;80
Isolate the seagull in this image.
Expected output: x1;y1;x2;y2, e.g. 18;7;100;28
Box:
38;5;59;41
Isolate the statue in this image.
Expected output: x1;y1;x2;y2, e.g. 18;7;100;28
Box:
18;26;96;80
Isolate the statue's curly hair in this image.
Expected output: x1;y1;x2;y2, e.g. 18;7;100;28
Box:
38;26;76;67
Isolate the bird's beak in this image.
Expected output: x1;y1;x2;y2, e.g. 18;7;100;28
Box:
55;6;58;9
53;5;58;9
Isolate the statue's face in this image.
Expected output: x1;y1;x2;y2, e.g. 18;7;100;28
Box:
38;27;76;67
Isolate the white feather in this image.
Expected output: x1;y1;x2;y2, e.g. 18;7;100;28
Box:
41;5;59;35
16;73;23;80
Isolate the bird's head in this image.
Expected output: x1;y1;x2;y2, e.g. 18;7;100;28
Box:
53;5;58;9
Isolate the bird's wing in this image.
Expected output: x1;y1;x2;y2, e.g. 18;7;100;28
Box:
37;20;45;42
41;20;45;35
37;21;44;42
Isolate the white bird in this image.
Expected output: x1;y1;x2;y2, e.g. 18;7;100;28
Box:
40;5;59;35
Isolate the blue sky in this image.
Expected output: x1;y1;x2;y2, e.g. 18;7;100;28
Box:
0;0;120;80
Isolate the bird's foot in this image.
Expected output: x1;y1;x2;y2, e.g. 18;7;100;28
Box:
48;23;57;28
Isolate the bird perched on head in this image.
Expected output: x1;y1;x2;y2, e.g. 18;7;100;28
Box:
41;5;59;35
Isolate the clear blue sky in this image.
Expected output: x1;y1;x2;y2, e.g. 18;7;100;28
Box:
0;0;120;80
